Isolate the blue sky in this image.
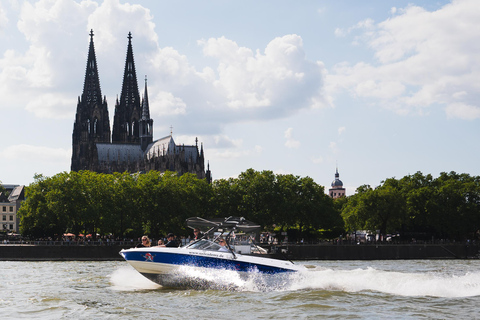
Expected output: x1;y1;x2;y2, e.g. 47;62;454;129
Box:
1;0;479;196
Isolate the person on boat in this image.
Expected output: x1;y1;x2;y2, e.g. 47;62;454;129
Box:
157;239;164;246
136;236;151;248
193;228;202;240
164;233;179;247
218;238;229;252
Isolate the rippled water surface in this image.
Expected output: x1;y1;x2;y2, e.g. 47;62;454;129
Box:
1;260;479;319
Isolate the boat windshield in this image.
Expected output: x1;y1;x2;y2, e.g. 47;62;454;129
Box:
185;239;222;251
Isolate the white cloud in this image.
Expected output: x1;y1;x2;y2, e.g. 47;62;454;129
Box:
87;0;157;52
25;93;75;119
0;0;158;116
150;91;187;116
311;156;323;164
338;126;346;135
329;0;480;120
284;127;300;149
212;135;243;149
0;0;98;114
209;145;261;160
445;102;480;120
197;34;328;111
0;3;8;33
334;18;375;38
329;141;339;154
1;144;70;163
144;32;331;135
2;0;331;137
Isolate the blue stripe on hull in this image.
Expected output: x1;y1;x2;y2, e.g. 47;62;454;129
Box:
122;251;294;274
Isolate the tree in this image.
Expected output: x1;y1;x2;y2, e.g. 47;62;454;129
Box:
0;180;6;195
341;183;406;237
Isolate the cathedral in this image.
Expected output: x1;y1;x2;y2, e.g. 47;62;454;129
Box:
71;30;211;182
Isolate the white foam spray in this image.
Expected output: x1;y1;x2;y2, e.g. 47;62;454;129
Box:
289;267;480;298
109;263;480;297
109;266;161;291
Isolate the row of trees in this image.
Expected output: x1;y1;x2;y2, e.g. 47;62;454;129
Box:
18;169;341;241
17;170;480;242
340;171;480;241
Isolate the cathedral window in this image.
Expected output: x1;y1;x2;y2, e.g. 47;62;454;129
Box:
87;119;91;134
94;118;98;135
132;120;138;136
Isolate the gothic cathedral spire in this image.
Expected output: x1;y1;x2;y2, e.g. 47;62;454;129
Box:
139;75;153;150
82;29;102;105
71;29;110;171
112;32;141;144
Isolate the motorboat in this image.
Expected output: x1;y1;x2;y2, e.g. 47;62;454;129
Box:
119;217;304;288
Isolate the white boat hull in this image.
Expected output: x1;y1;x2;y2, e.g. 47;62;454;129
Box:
120;246;302;287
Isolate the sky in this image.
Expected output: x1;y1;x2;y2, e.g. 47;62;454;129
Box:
1;0;479;195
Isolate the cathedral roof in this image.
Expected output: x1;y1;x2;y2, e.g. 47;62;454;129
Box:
145;135;175;160
177;145;199;162
144;135;200;162
96;143;143;163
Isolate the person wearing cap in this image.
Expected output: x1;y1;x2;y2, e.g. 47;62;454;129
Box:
164;233;179;247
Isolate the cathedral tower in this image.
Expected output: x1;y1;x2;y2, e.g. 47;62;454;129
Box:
112;32;141;144
139;76;153;151
71;30;111;171
71;31;211;182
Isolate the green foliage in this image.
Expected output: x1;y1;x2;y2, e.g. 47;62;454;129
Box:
213;169;342;241
0;180;6;195
20;169;478;242
341;171;480;241
17;169;341;241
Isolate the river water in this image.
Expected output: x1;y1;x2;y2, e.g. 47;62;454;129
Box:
1;259;479;319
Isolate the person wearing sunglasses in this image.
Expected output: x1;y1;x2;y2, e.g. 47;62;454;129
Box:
217;238;229;252
193;228;202;240
136;235;151;248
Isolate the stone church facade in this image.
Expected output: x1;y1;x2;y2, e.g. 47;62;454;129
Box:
71;30;211;182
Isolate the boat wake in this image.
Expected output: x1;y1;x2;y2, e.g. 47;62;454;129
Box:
110;264;480;297
290;266;480;298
